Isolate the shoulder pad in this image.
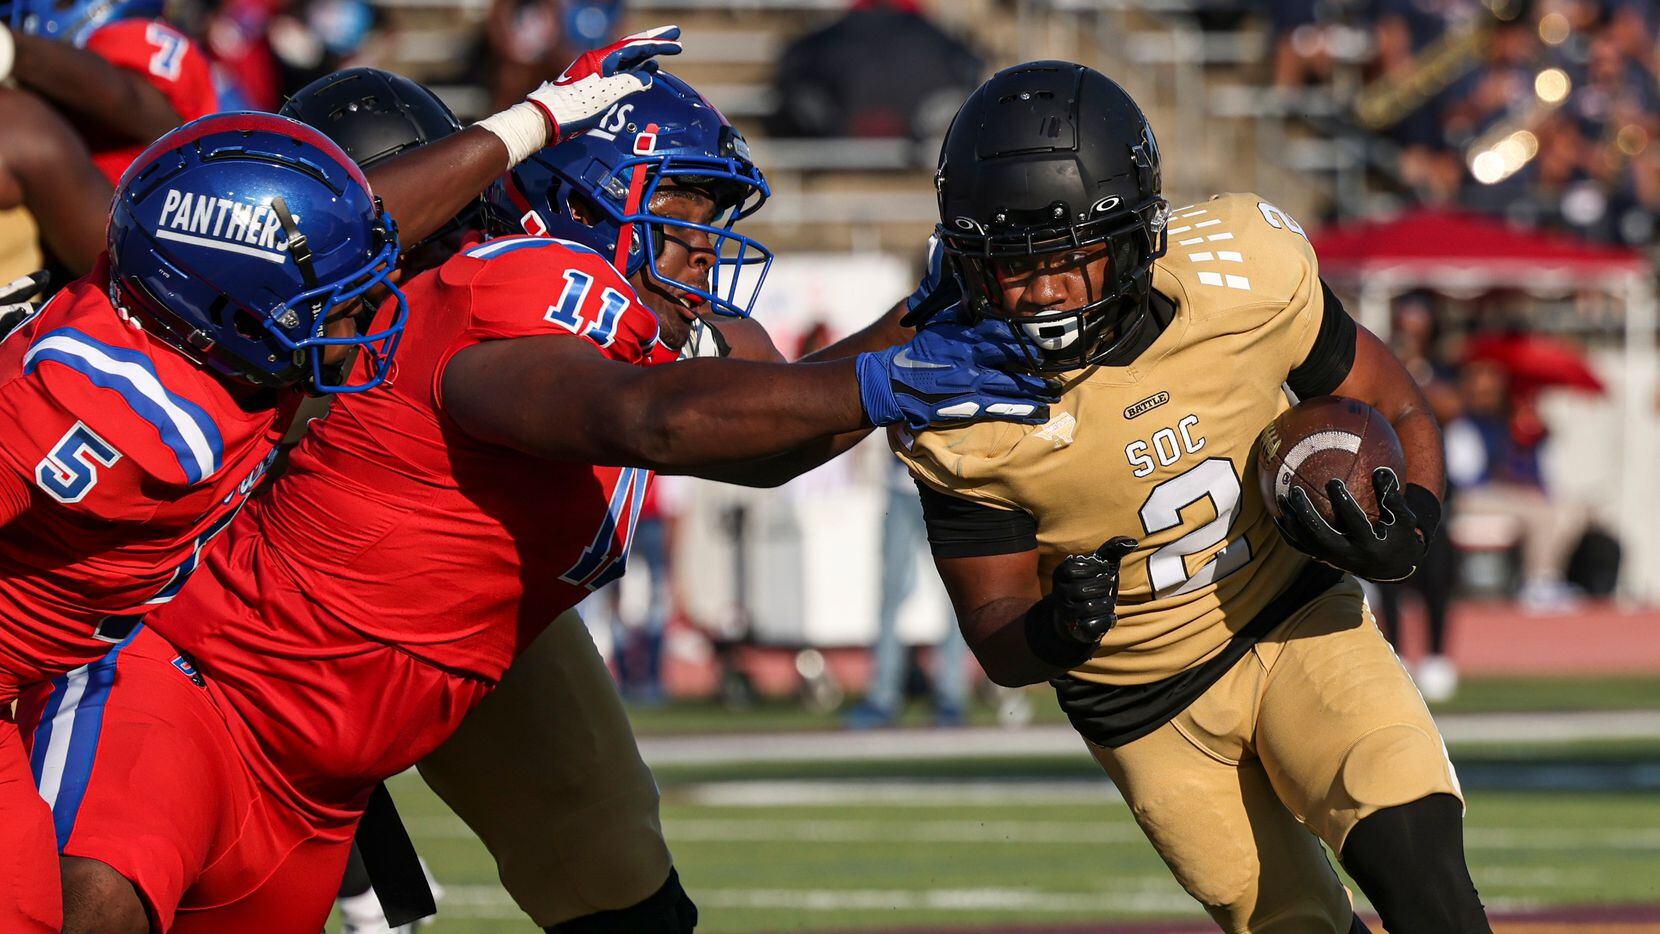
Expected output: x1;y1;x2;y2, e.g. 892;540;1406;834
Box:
17;326;225;487
1157;192;1318;312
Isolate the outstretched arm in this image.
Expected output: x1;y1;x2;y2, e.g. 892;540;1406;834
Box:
0;88;113;274
6;28;183;146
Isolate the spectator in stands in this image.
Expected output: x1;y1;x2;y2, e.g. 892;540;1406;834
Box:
767;0;981;140
1371;296;1463;701
1445;356;1588;612
844;455;969;730
485;0;623;110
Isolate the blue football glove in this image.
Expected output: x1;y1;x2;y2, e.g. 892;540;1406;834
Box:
899;235;963;328
856;318;1058;430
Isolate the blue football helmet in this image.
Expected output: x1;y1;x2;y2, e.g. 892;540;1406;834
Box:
3;0;164;45
108;112;407;395
490;70;772;318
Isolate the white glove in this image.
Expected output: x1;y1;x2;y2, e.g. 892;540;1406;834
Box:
0;271;48;340
477;25;683;168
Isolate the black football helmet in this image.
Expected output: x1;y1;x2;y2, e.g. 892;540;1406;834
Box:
935;61;1169;372
280;68;486;244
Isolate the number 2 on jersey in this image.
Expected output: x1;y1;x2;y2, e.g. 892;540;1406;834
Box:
1139;457;1251;597
36;422;122;504
546;269;629;348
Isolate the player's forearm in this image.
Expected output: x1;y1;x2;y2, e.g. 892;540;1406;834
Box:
617;358;868;469
365;127;512;247
962;598;1071;688
681;429;872;487
1392;404;1446;500
800;299;910;363
12;34;179;143
0;88;112;273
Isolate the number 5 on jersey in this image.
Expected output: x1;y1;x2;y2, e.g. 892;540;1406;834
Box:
37;422;122;504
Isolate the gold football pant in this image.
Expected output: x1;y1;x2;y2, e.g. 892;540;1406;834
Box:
0;208;42;285
1087;587;1462;933
417;610;673;927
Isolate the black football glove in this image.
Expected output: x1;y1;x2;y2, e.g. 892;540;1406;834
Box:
1274;467;1441;583
1026;536;1138;669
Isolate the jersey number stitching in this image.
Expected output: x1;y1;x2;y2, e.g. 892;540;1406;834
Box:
1139;457;1252;597
36;422;122;504
560;466;650;592
545;269;629;348
145;24;187;80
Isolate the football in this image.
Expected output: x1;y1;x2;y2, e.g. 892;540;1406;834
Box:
1256;396;1407;527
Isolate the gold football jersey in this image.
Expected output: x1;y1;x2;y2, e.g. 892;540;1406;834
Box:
894;192;1363;686
0;208;43;285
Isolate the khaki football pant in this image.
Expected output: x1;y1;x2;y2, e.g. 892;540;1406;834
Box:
1087;587;1462;933
0;208;43;285
417;610;673;927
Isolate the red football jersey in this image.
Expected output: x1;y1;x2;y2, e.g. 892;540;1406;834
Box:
0;258;292;699
145;236;667;791
155;234;664;662
85;20;219;184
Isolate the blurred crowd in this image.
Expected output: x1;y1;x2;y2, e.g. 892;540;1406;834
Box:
1246;0;1660;245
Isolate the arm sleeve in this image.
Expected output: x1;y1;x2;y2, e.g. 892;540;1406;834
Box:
915;478;1038;558
1286;278;1357;398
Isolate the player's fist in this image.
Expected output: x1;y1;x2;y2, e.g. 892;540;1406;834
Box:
1276;467;1439;582
529;25;684;141
855;317;1058;430
1049;536;1138;646
0;270;47;340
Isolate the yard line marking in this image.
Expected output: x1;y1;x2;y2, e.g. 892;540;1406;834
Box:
673;779;1121;807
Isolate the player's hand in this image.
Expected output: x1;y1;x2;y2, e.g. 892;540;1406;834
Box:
528;25;683;142
0;270;47;340
855;317;1059;430
898;235;962;328
1048;536;1139;647
1275;467;1440;583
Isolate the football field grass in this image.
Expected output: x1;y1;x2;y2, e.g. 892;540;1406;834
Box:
385;735;1660;932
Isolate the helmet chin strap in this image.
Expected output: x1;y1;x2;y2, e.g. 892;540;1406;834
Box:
613;122;660;272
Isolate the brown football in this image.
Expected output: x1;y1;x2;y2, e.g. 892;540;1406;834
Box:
1257;396;1407;527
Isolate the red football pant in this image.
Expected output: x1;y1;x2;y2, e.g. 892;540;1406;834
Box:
0;711;61;932
15;628;351;931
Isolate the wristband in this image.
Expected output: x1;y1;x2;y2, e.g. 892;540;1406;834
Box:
1022;596;1097;670
1404;483;1442;542
475;101;551;170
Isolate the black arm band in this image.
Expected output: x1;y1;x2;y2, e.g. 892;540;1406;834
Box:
1022;596;1097;670
914;479;1038;558
1287;278;1357;399
1405;483;1442;542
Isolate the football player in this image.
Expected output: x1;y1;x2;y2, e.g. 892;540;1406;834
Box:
19;70;1054;932
894;62;1490;933
279;65;711;933
0;29;682;927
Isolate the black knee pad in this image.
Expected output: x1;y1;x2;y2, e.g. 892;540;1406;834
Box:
1340;794;1492;934
546;867;697;934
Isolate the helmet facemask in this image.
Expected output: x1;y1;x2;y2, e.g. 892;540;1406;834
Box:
942;197;1169;373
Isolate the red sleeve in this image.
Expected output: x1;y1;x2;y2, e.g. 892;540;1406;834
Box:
84;21;219;122
442;238;662;363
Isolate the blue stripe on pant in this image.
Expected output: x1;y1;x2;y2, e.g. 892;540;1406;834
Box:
29;627;140;850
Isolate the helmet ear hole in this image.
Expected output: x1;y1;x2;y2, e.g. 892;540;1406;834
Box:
565;192;602;228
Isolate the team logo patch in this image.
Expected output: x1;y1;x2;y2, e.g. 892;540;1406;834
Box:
171;655;206;687
1124;391;1169;420
153;189;294;265
1033;411;1077;449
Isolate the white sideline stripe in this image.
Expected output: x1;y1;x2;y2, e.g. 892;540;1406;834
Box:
35;665;91;807
430;885;1195;916
155;228;286;264
677;779;1120;807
